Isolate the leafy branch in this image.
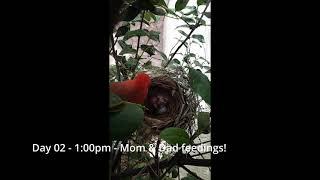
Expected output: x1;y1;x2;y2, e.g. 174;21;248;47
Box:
164;0;211;68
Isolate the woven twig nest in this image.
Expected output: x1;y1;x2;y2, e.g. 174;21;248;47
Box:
137;68;199;142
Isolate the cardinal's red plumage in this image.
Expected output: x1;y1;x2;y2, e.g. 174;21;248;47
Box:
110;73;151;105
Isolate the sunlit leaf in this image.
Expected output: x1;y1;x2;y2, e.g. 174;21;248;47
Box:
160;127;190;146
146;11;157;22
144;11;151;21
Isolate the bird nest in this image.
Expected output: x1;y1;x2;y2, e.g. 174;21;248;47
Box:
136;68;199;142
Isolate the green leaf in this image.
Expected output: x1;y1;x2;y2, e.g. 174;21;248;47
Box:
183;54;190;63
143;61;152;69
181;173;198;180
110;102;144;141
191;40;202;47
189;53;196;57
164;7;177;16
191;34;205;43
125;57;138;69
122;6;140;21
160;127;190;146
181;16;196;23
175;24;190;29
203;12;211;18
199;56;208;61
194;60;202;67
155;49;168;61
178;30;188;36
148;30;160;41
183;6;197;15
198;112;210;132
109;92;123;109
146;11;157;22
118;40;136;55
199;18;206;25
115;25;130;37
118;40;131;49
152;6;167;16
174;38;188;48
134;0;156;11
151;0;167;7
119;47;137;55
109;102;126;112
197;0;207;6
175;0;189;11
171;168;179;178
141;44;156;56
144;11;151;21
123;29;148;40
173;59;180;64
159;52;169;66
189;68;211;105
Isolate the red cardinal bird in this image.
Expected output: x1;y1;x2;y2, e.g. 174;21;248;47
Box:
110;73;151;105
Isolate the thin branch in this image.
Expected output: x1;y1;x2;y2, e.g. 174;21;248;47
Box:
132;166;148;180
169;37;183;56
131;38;150;78
131;10;145;78
109;37;118;54
164;0;211;68
110;35;121;81
155;138;161;176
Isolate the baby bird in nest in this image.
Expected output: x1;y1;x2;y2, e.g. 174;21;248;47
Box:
147;90;170;115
